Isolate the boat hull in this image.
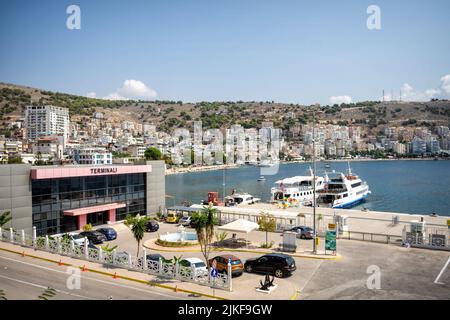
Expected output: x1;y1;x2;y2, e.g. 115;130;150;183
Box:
332;193;369;209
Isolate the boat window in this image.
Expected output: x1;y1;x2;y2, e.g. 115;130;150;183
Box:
351;182;361;188
343;193;348;198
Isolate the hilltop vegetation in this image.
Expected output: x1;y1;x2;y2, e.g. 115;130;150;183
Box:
0;82;449;136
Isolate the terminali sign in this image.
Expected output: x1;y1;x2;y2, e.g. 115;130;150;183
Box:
90;167;118;174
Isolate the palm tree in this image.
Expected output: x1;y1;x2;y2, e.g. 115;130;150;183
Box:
191;205;218;273
124;214;149;257
0;211;12;227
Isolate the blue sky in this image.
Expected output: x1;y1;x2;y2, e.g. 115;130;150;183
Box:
1;0;449;105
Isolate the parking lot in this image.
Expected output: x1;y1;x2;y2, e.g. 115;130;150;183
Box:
86;221;450;300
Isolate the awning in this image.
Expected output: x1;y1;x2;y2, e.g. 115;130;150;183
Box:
217;219;259;234
63;202;126;216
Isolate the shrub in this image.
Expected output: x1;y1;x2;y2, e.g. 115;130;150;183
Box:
82;223;92;231
260;241;274;249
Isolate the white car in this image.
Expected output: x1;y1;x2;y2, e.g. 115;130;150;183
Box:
180;258;208;278
67;232;89;245
178;216;192;226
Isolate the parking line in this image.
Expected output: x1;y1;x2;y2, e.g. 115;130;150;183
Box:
434;256;450;285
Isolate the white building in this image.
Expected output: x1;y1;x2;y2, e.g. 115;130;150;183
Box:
32;136;64;160
74;147;112;165
25;105;70;145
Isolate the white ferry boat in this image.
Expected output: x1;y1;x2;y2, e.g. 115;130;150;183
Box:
318;165;371;209
271;168;325;205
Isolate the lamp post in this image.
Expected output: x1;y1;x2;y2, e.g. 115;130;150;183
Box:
312;107;317;254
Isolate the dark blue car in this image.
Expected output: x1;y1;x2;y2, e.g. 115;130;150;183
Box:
96;227;117;241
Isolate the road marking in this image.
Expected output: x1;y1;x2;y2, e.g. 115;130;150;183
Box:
0;255;184;299
297;260;324;296
434;256;450;285
0;274;94;300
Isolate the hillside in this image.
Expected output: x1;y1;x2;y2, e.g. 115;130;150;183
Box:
1;82;449;135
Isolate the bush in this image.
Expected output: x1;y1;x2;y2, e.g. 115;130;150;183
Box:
260;241;274;249
82;223;92;231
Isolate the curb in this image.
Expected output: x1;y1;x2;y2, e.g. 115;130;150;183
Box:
290;290;301;300
0;246;227;300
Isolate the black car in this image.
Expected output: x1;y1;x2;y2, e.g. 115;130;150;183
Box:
96;227;117;241
79;231;107;244
244;253;296;278
146;220;159;232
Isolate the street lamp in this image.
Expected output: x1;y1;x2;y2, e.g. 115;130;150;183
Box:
312;107;317;254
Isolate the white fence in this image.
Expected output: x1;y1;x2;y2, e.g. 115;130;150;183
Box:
0;226;232;291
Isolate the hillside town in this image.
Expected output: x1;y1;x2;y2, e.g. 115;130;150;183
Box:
1;102;450;168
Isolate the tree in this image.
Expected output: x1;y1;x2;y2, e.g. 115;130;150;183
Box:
0;211;12;227
7;156;22;164
124;214;149;257
257;212;276;247
191;205;218;273
144;147;162;160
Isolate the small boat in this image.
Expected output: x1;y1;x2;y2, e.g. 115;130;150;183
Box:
257;176;266;181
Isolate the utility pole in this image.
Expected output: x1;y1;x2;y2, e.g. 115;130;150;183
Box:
312;106;317;254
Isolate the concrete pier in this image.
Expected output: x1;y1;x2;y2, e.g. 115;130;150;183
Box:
192;203;450;237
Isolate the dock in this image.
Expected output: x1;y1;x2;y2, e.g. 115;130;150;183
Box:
192;202;449;238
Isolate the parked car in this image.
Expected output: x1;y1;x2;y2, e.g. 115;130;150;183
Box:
79;231;107;244
178;216;192;227
208;254;244;277
65;232;89;245
137;253;165;266
289;226;315;239
179;258;208;277
244;253;296;278
146;220;159;232
96;227;117;241
165;212;179;223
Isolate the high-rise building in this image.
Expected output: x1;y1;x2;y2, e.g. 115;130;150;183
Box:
25;105;70;144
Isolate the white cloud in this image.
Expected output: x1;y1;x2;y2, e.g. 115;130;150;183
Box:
329;95;352;105
440;74;450;94
400;83;440;101
86;92;97;98
103;92;128;101
101;79;157;101
118;79;157;99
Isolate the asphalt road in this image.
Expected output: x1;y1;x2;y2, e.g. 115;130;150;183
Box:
0;250;199;300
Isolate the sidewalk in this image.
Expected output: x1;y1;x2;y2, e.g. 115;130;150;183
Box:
0;241;300;300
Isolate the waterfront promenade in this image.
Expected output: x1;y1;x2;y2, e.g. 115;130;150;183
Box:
199;202;450;238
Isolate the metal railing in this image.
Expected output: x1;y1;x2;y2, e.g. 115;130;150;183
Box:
338;230;403;244
0;226;232;291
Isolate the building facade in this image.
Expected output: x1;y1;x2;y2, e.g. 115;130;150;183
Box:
25;105;70;144
0;161;165;236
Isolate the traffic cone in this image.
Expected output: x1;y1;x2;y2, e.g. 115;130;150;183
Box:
174;285;178;292
21;251;25;257
113;272;118;279
81;265;87;272
58;259;63;266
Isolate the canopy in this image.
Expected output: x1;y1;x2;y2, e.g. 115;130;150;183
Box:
217;219;259;234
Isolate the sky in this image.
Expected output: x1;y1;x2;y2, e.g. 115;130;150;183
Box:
0;0;450;105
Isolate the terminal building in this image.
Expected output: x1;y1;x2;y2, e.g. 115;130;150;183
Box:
0;161;165;236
